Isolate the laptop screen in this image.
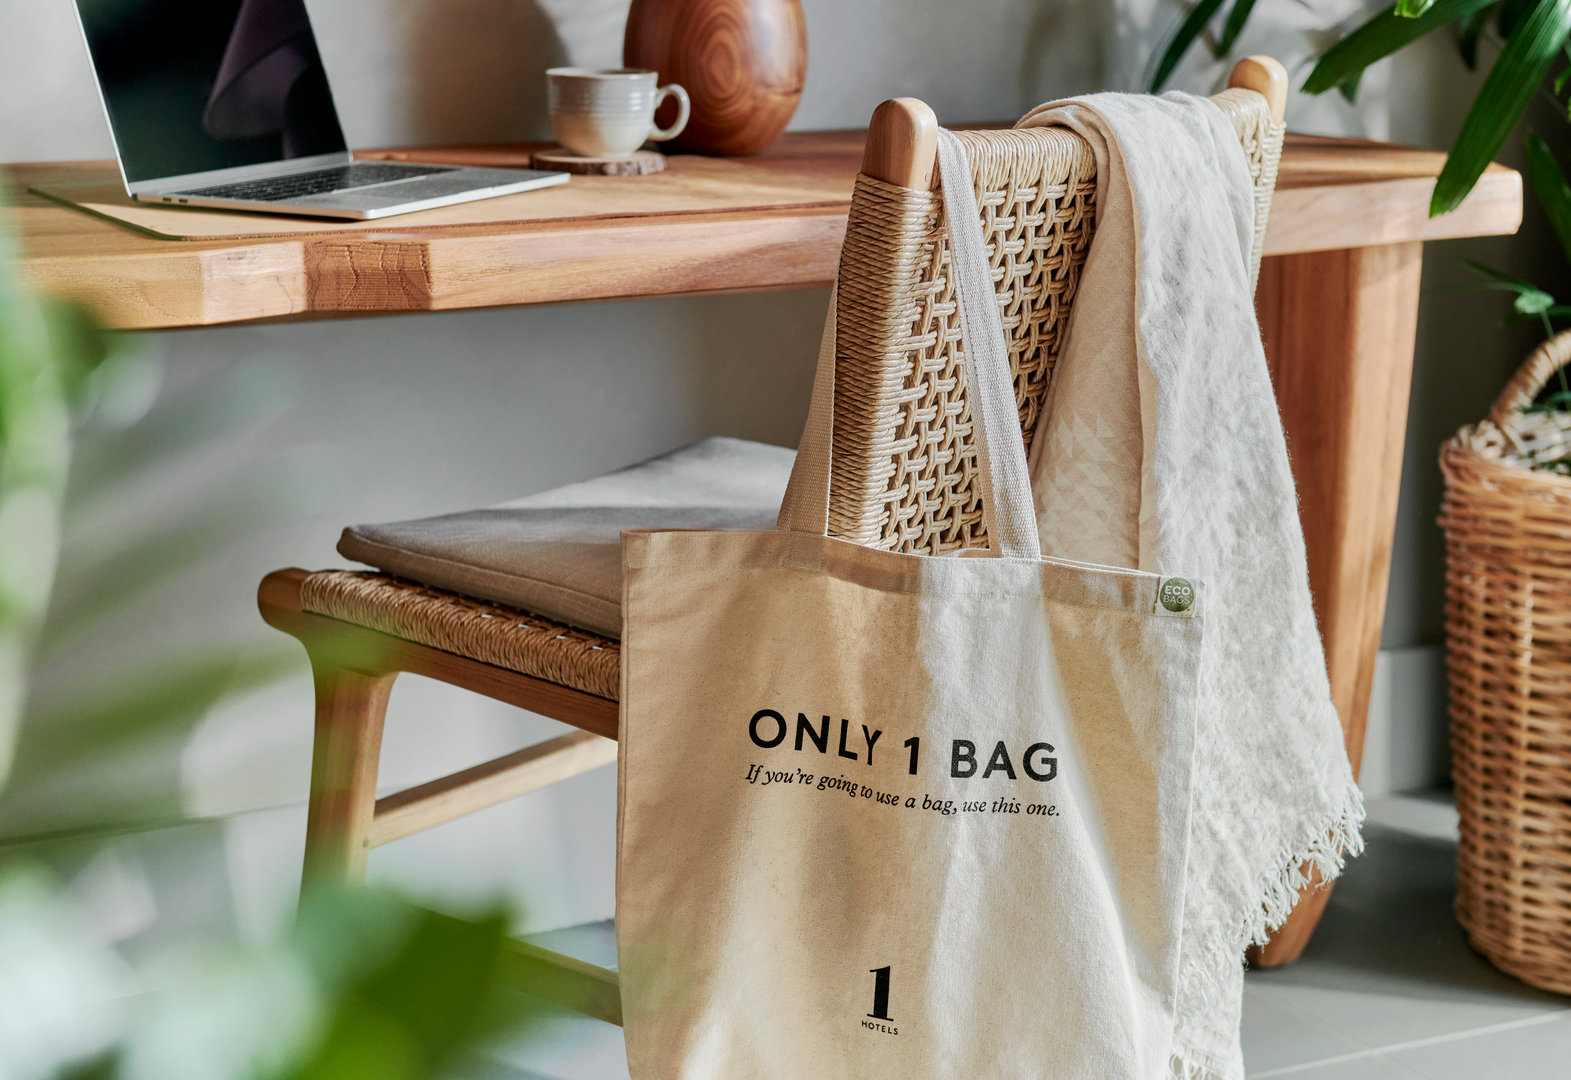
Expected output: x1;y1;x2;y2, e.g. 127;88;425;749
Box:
76;0;348;184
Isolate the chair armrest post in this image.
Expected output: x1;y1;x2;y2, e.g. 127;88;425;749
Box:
862;98;939;190
1227;55;1289;126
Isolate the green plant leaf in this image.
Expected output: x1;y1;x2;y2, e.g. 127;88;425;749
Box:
1306;0;1499;95
1459;3;1500;67
37;298;110;409
1525;130;1571;263
1339;69;1365;102
1218;0;1260;55
1464;255;1553;289
1461;257;1560;311
1433;0;1571;216
1500;0;1540;35
285;897;519;1080
1477;280;1555;310
1518;287;1557;312
1398;0;1439;15
1151;0;1229;91
0;213;83;793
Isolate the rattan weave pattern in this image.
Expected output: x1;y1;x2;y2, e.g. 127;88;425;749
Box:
828;127;1097;553
300;570;621;701
827;94;1284;556
1441;330;1571;994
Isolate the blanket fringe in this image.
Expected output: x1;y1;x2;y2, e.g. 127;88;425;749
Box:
1246;778;1366;950
1175;778;1366;1023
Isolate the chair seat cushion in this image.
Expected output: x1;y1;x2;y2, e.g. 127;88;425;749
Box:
337;437;795;638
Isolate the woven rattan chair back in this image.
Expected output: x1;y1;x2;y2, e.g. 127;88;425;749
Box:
827;85;1284;555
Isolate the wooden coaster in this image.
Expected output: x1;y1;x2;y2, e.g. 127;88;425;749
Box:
530;149;666;176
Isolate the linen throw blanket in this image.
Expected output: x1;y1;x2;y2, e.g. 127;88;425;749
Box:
1015;93;1365;1080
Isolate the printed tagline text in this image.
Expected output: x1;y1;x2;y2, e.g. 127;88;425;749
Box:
744;764;1058;817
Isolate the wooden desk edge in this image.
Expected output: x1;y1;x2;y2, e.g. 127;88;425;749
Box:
21;205;852;329
15;145;1525;329
1264;167;1521;255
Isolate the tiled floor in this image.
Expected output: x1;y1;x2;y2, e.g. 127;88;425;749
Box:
1240;794;1571;1078
480;794;1571;1079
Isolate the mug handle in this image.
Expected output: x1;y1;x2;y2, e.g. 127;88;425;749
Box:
648;84;691;142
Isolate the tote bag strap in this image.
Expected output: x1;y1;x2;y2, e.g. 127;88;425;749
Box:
777;129;1042;560
776;283;839;536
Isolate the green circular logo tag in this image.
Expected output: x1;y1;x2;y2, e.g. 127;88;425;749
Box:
1160;577;1195;613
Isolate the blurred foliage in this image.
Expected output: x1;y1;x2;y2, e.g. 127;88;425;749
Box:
1153;0;1571;218
0;196;545;1078
1450;131;1571;434
1147;0;1265;91
1151;0;1232;93
1311;0;1571;215
0;865;533;1080
1152;0;1571;440
0;223;100;791
0;340;315;837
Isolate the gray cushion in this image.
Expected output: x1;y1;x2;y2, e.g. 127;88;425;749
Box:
338;437;795;638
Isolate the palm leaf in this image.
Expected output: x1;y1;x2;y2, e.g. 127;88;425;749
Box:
1458;2;1500;67
1463;257;1557;311
1465;256;1548;287
1432;0;1571;215
1151;0;1229;91
1524;130;1571;263
1218;0;1261;56
1500;0;1541;35
1397;0;1439;15
1305;0;1499;95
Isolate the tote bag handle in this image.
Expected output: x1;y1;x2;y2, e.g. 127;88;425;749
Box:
778;130;1042;560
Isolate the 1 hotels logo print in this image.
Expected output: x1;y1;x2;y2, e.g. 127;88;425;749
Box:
863;966;897;1034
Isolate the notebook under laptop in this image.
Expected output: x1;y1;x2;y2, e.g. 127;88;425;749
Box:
71;0;568;220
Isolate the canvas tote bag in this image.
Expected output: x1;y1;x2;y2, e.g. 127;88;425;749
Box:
616;130;1204;1080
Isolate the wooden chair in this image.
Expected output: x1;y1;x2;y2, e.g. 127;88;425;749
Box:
258;57;1288;1024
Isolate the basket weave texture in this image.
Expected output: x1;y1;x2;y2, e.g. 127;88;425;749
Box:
301;571;620;700
1441;329;1571;994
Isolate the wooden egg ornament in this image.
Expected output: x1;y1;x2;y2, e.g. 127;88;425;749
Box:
624;0;808;156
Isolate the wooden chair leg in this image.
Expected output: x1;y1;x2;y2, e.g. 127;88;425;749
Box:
301;654;397;892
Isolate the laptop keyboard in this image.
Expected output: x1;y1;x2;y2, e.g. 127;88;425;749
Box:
178;162;456;203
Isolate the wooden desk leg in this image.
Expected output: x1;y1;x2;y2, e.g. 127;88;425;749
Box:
1251;241;1424;965
301;656;397;892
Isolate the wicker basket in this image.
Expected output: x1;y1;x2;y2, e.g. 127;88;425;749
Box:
1441;329;1571;995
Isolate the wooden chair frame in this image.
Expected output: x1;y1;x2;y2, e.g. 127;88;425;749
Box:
259;58;1288;1024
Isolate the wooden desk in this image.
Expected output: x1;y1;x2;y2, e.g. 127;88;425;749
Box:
4;132;1522;962
8;133;1517;328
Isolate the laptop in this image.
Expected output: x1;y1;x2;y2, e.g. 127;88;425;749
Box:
70;0;569;220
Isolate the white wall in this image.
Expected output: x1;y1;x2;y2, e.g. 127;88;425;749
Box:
1;0;1548;944
3;0;1394;164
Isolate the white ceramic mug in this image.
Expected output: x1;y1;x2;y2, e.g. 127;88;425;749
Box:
546;68;691;159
